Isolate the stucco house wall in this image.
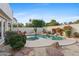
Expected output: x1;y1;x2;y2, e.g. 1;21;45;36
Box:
0;3;13;31
0;3;13;20
0;3;13;44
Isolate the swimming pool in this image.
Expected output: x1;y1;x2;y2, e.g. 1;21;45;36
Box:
27;34;64;40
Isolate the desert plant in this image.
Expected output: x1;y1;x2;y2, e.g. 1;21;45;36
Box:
55;28;63;36
73;32;79;38
52;29;56;34
63;26;72;37
64;30;72;37
63;25;72;30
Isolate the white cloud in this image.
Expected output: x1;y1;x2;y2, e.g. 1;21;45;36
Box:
60;16;79;22
13;12;79;24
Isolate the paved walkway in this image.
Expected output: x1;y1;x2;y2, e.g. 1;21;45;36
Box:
25;38;55;47
0;38;79;56
25;38;76;47
0;44;11;56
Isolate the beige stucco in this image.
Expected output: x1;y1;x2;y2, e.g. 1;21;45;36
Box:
46;24;79;33
0;3;13;20
0;3;13;44
13;24;79;34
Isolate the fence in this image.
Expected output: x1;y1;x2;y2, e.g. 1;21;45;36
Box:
12;24;79;34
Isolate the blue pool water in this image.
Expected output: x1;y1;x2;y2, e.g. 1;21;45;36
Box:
27;34;64;40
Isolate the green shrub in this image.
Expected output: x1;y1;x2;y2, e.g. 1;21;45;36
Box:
4;31;26;50
73;32;79;38
13;24;17;27
4;31;17;45
9;34;26;50
64;30;72;37
63;26;72;37
47;31;51;34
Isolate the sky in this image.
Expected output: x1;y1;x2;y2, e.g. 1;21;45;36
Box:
10;3;79;24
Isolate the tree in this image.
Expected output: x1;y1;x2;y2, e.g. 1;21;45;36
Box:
74;20;79;24
13;24;17;27
31;19;45;36
68;22;73;24
18;23;24;27
29;19;32;22
25;23;33;27
64;22;67;25
32;19;45;27
46;19;59;26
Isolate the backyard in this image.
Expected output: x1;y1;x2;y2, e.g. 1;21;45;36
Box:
0;22;79;56
0;3;79;56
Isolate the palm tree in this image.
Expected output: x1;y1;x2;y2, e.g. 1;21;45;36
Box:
29;19;31;23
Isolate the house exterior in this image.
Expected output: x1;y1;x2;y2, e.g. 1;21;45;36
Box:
0;3;13;44
13;17;17;24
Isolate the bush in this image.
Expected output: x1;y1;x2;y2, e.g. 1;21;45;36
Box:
43;29;47;33
63;26;72;37
9;34;26;50
55;28;63;36
4;31;17;45
73;32;79;38
52;29;56;34
63;25;72;30
47;31;51;34
64;30;72;37
4;31;26;50
13;24;17;27
34;28;37;32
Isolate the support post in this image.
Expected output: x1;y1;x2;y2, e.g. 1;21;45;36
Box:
1;20;4;40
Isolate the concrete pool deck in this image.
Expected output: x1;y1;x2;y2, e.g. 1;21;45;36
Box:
25;38;76;47
0;38;79;56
